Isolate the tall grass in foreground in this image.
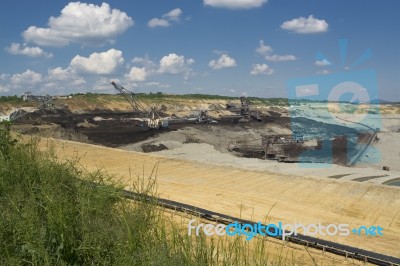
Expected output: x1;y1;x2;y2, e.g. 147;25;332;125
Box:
0;122;292;265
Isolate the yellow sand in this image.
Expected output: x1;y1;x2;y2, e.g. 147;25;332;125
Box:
38;138;400;258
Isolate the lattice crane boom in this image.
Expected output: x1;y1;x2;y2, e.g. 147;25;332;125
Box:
111;81;147;112
110;81;167;129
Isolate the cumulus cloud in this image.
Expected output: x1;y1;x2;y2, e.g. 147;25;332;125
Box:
317;69;330;75
23;2;133;47
143;81;170;88
314;59;331;66
128;54;195;81
130;56;158;73
255;40;296;62
1;67;86;93
148;8;182;28
47;67;86;86
93;77;116;91
70;49;124;74
204;0;267;9
158;53;194;79
163;8;182;21
250;63;273;75
148;18;170;28
281;15;328;34
131;55;157;66
6;43;53;58
0;74;10;81
126;67;148;82
43;76;86;92
255;40;273;56
47;67;72;81
265;54;296;62
10;69;43;86
208;54;237;70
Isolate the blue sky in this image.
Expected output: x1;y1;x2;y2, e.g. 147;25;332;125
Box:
0;0;399;100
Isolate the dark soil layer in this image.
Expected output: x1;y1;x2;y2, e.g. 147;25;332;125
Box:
13;108;367;166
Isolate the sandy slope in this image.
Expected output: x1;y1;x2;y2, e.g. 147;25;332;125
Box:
38;138;400;258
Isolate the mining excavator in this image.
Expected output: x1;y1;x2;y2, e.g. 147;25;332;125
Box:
111;81;168;130
226;96;262;122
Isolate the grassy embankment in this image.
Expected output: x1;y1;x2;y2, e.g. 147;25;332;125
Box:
0;121;290;265
0;96;35;113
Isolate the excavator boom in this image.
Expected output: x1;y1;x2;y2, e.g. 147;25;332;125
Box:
110;81;168;129
111;81;147;112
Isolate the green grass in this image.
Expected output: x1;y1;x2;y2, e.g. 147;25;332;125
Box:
0;121;295;265
0;95;24;104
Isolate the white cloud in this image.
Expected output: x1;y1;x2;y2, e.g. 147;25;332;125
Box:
204;0;267;9
296;84;319;97
47;67;86;86
0;85;9;92
6;43;53;58
132;57;146;64
47;67;72;81
148;18;170;28
250;63;274;75
143;81;170;88
93;77;115;91
41;70;86;93
0;67;87;94
129;54;194;81
70;49;124;74
255;40;296;62
317;69;330;75
158;53;194;79
126;67;148;82
265;54;296;62
281;15;328;34
208;54;237;70
10;69;43;86
255;40;273;56
148;8;182;28
132;56;154;65
23;2;133;47
314;59;331;66
131;56;158;72
163;8;182;21
0;74;10;81
212;49;228;55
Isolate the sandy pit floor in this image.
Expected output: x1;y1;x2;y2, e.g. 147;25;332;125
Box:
120;122;400;186
119;127;400;187
354;115;400;173
37;138;400;258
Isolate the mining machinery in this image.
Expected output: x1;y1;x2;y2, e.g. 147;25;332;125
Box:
111;81;168;130
261;132;304;161
226;96;262;122
22;92;54;109
195;110;217;124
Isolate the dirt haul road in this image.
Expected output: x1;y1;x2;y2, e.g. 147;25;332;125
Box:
38;138;400;258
